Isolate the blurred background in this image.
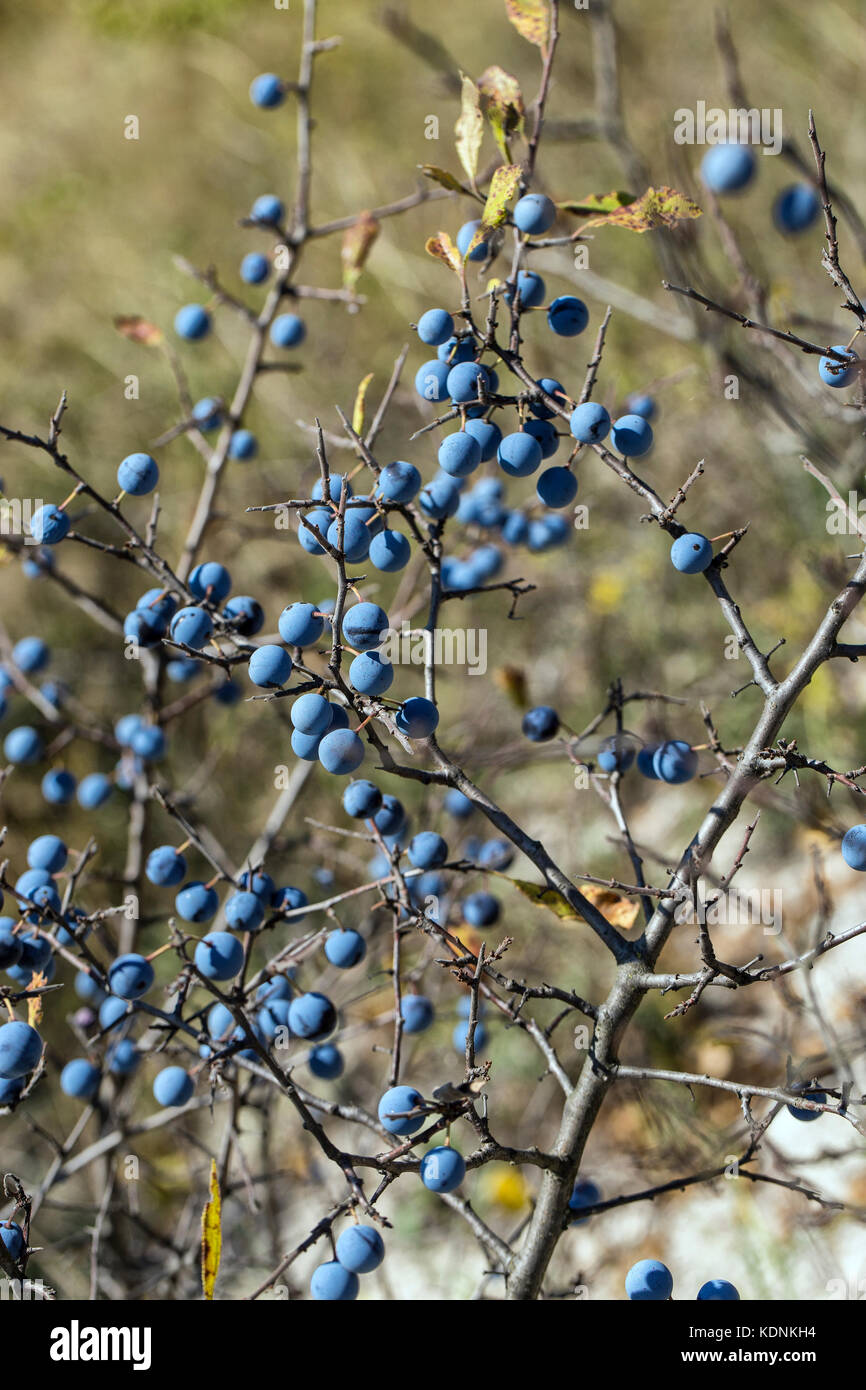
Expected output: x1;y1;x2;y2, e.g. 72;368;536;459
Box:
0;0;864;1300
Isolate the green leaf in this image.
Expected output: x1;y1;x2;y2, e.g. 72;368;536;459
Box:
455;74;484;185
418;164;468;194
478;66;524;165
558;190;636;216
504;0;551;49
512;878;578;920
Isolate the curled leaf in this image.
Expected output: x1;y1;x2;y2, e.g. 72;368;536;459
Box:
504;0;551;49
342;210;380;290
114;315;163;346
418;165;467;194
478;66;524;163
201;1159;222;1301
28;973;47;1028
455;74;484;185
512;877;640;930
558;191;636;217
425;231;464;277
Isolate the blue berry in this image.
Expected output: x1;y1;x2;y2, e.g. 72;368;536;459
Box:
41;769;76;806
415;359;451;402
189;561;231;601
0;1078;22;1106
207;1002;235;1041
0;1020;43;1078
417;308;454;345
597;737;635;773
324;928;366;969
419;475;460;519
4;726;44;764
505;270;546;309
787;1089;826;1122
75;971;105;1005
420;1145;465;1192
498;432;542;478
513;192;556;235
611;414;653;458
378;1084;424;1134
59;1057;100;1100
501;511;529;545
522;705;559;741
818;345;857;388
108;953;154;1001
395;697;439;739
374;796;406;837
124;609;166;648
670;533;713;574
298;507;332;555
531;378;566;420
569;401;610;443
377;460;421;503
77;772;113;809
773;183;820;234
524;418;560;460
251;194;285;225
129;724;166;761
117;452;159;496
335;1224;384;1273
652;739;697;784
248;644;292;688
153;1067;194;1108
192;396;223;431
547;295;589;337
401;995;434;1034
701;142;755;193
107;1039;140;1075
625;1258;673;1300
536;466;577;508
310;1262;358;1301
28;834;67;873
477;838;514;869
342;603;389;652
697;1279;740;1301
308;1043;344;1080
175;881;219;923
318;728;365;775
279;601;326;649
626;393;656;421
240;251;270;284
0;1221;26;1263
348;652;394;697
270;313;305;347
637;744;660;779
225;890;265;932
447;361;490;404
12;636;49;673
452;1019;488;1052
99;996;129;1031
456;219;489;261
343;780;382;818
288;991;336;1040
174;304;211;340
444;788;474;818
195;932;245;980
462;891;500;927
170;606;214;651
438;430;482;478
228;429;258;460
291;693;333;736
841;824;866;871
29;503;70;545
0;925;22;971
271;884;308;918
463;417;502;462
408;832;448;870
568;1177;601;1224
370;530;411;572
250;73;285;108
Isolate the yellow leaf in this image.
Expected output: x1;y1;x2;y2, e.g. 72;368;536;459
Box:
512;878;639;930
464;164;522;258
455;74;484;185
341;210;379;290
201;1159;222;1301
478;66;525;163
558;190;636;217
581;186;702;233
27;973;47;1029
504;0;551;49
418;165;467;194
353;373;374;437
425;231;464;277
114;315;163;347
493;664;528;707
